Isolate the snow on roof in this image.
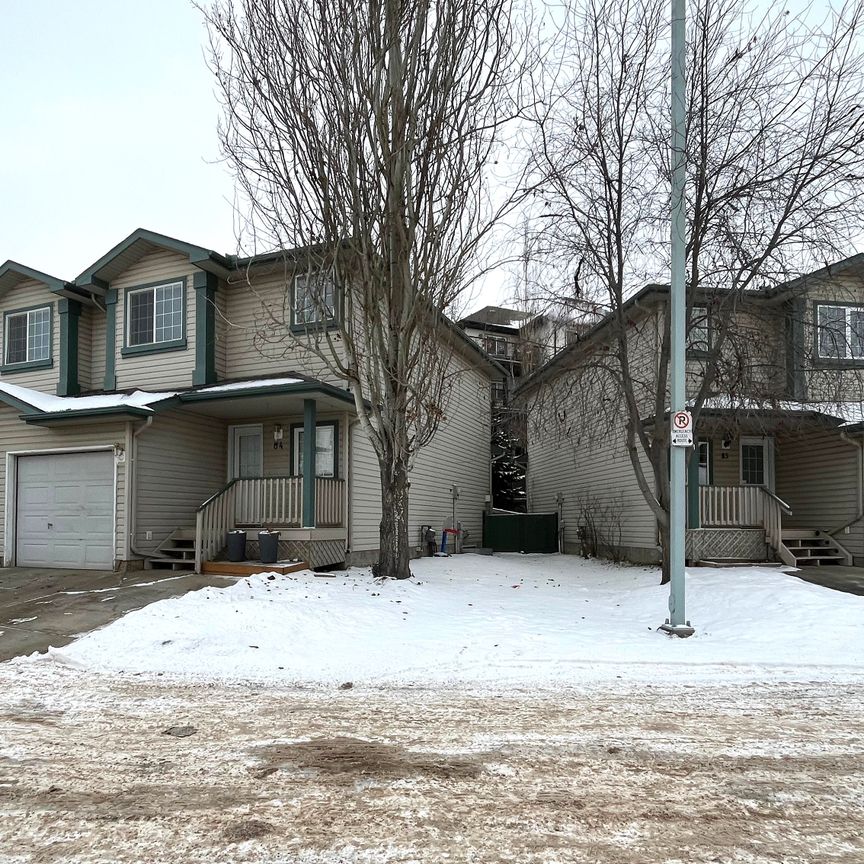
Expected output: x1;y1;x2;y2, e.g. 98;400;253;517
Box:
0;381;177;414
191;376;305;394
698;396;864;426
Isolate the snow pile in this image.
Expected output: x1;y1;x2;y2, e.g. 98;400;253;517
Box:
0;381;175;413
17;555;864;686
191;376;303;394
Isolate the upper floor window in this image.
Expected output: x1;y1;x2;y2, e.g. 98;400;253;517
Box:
817;303;864;359
491;380;506;404
126;281;184;348
484;336;509;358
688;306;710;353
4;306;51;367
292;273;336;327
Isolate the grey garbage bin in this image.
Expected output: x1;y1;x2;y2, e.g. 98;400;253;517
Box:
258;530;281;565
226;530;247;562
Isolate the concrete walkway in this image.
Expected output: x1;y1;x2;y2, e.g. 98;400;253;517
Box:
0;568;234;661
789;565;864;597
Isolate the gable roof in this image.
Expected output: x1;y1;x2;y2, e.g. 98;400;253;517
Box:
75;228;235;289
0;260;76;300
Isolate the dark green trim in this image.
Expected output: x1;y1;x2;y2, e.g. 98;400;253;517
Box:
179;379;358;408
687;444;703;529
57;298;81;396
121;339;187;357
192;271;217;386
289;419;339;479
75;228;231;287
22;406;154;425
104;289;118;390
0;260;70;295
121;277;187;356
1;302;54;371
302;399;317;527
786;297;807;399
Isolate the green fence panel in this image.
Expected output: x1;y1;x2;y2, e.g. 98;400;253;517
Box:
482;512;558;553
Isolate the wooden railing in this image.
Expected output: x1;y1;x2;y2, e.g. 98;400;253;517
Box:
698;485;792;554
195;476;345;571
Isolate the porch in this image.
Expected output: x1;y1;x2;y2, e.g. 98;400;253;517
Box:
194;475;346;571
685;413;858;565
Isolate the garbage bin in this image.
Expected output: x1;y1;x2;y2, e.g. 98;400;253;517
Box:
226;529;247;562
258;530;281;565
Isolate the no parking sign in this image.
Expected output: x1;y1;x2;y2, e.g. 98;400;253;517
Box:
670;410;693;447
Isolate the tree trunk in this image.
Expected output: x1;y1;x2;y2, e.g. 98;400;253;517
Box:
374;456;412;580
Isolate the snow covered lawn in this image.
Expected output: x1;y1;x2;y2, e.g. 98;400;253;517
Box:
22;554;864;686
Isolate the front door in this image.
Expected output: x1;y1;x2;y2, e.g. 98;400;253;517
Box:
230;425;263;479
740;436;775;491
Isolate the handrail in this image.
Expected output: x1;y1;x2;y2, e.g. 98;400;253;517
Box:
761;487;792;516
196;478;238;513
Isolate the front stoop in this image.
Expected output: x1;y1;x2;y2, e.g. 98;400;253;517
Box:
201;560;309;576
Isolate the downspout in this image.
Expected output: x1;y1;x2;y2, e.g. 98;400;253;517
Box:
128;416;155;560
834;431;864;534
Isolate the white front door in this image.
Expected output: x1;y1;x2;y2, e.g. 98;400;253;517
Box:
740;436;775;491
230;425;263;479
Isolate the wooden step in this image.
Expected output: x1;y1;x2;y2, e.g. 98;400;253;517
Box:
201;560;309;576
148;556;197;571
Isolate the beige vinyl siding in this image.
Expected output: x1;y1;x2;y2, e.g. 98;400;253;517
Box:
528;405;659;559
77;304;93;391
0;408;127;562
348;423;382;553
134;411;228;554
349;360;494;556
407;361;491;551
214;282;228;381
223;272;344;384
88;305;107;392
111;249;198;391
0;280;59;393
524;311;661;560
775;428;860;542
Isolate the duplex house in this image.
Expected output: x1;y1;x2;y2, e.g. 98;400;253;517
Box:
518;255;864;568
0;229;500;573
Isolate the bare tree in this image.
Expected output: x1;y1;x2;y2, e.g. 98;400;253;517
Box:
200;0;526;578
525;0;864;581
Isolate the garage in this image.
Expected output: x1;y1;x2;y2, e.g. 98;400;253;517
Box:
16;451;115;569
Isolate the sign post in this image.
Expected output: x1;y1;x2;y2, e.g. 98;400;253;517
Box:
660;0;695;638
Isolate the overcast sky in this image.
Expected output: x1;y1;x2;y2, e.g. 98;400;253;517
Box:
0;0;235;280
0;0;835;307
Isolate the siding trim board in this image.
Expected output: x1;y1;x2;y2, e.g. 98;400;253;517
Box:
57;298;81;397
104;289;118;390
192;271;217;386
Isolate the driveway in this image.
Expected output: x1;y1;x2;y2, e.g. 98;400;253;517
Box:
0;568;233;661
790;564;864;596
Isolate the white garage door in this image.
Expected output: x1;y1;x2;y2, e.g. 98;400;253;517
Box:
16;451;115;570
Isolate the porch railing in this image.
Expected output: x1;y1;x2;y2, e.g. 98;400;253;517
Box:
195;476;345;571
698;485;792;554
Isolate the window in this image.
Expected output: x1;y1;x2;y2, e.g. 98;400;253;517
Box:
292;422;338;478
4;306;51;366
491;381;506;405
126;281;184;348
697;439;712;486
817;303;864;359
688;306;710;353
293;273;336;326
484;336;509;358
741;442;765;486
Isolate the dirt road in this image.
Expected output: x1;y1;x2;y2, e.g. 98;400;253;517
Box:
0;666;862;863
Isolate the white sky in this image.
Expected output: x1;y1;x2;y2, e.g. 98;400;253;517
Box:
0;0;834;310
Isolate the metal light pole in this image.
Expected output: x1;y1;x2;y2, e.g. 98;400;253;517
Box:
661;0;694;638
